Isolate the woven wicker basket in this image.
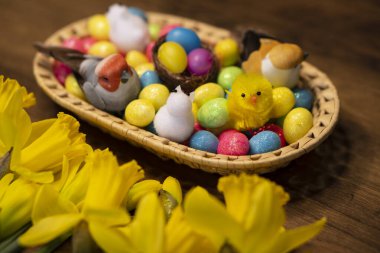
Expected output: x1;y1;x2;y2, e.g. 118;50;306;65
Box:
33;12;339;175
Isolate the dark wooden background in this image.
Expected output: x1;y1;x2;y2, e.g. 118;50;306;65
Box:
1;0;379;252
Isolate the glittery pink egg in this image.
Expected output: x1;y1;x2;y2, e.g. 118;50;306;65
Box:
159;24;181;37
80;36;97;53
53;61;72;85
187;48;213;75
217;130;250;155
145;41;155;62
63;36;85;53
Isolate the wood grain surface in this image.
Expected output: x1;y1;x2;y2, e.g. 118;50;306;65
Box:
0;0;379;252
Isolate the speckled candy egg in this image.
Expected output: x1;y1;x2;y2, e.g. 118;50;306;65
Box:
272;87;296;118
217;66;243;90
217;130;250;155
53;61;72;85
159;24;180;37
128;7;148;22
140;71;161;88
87;14;110;40
197;98;229;128
166;27;201;54
126;50;149;69
88;41;118;57
214;38;239;67
81;36;97;53
135;63;155;77
293;88;314;110
194;83;225;108
190;130;219;153
158;42;187;74
125;99;155;127
145;41;155;62
139;84;170;111
65;74;85;100
251;123;286;147
63;36;85;53
249;130;281;154
283;107;313;144
187;48;213;76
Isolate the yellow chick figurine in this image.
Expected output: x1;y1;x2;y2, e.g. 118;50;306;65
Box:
227;74;273;130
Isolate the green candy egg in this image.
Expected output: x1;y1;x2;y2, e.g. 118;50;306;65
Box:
217;66;243;90
283;108;313;144
197;98;229;128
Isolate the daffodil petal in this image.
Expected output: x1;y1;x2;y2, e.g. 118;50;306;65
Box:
130;192;165;253
18;213;82;247
31;185;78;224
184;186;244;250
83;207;130;227
0;173;14;200
162;176;182;205
89;222;136;253
24;118;56;147
267;217;327;253
127;179;162;211
11;166;54;184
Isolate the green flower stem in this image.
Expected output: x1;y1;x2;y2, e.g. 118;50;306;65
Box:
0;222;30;252
34;232;71;253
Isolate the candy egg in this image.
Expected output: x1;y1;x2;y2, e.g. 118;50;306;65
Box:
145;41;155;62
65;74;86;100
128;7;148;22
293;88;314;110
217;66;243;90
283;108;313;144
53;61;72;85
197;98;229;128
125;99;155;127
194;83;225;107
63;37;85;53
192;102;199;121
88;41;118;57
166;27;201;54
81;36;97;53
214;38;239;67
140;71;161;88
158;42;187;74
251;123;286;147
145;122;157;134
217;130;250;155
187;48;213;76
87;14;110;40
249;130;281;154
135;62;155;77
139;84;170;111
159;24;181;37
126;50;149;69
190;130;219;153
149;23;161;40
194;122;204;132
272;87;296;118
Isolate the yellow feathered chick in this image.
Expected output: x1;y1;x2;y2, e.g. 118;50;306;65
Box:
227;74;273;130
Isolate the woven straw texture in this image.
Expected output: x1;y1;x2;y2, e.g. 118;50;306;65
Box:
33;12;340;175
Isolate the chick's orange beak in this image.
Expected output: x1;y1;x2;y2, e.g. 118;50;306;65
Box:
250;96;257;105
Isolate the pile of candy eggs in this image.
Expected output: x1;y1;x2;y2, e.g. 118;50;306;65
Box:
53;4;315;157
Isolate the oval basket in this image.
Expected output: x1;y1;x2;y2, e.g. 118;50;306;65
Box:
33;12;340;175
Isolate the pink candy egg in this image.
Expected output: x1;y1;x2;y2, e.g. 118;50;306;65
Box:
53;61;72;85
159;24;181;37
187;48;213;75
194;122;204;133
63;36;85;53
145;41;155;62
217;130;250;155
81;36;97;53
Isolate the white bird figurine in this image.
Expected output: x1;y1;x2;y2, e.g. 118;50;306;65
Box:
154;86;194;143
106;4;150;52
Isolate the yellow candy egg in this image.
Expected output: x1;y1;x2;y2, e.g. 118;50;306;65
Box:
194;82;225;107
65;74;86;100
283;108;313;144
138;84;170;111
87;15;110;40
192;102;198;122
214;38;239;67
126;50;149;69
125;99;155;127
88;41;118;57
272;87;296;118
157;42;187;74
135;62;155;77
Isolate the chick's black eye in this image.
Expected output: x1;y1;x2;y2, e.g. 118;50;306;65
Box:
256;91;261;96
241;93;246;98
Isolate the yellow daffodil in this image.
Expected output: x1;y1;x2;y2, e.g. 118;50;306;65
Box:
184;174;326;253
0;178;40;240
19;149;143;248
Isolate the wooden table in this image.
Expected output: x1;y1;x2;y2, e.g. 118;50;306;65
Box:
1;0;379;252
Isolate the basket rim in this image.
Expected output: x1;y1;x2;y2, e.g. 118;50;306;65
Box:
32;12;340;175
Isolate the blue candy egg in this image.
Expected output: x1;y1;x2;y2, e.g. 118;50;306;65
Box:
128;7;148;22
189;130;219;153
293;88;314;110
249;130;281;154
144;122;157;134
140;71;161;88
166;27;201;54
